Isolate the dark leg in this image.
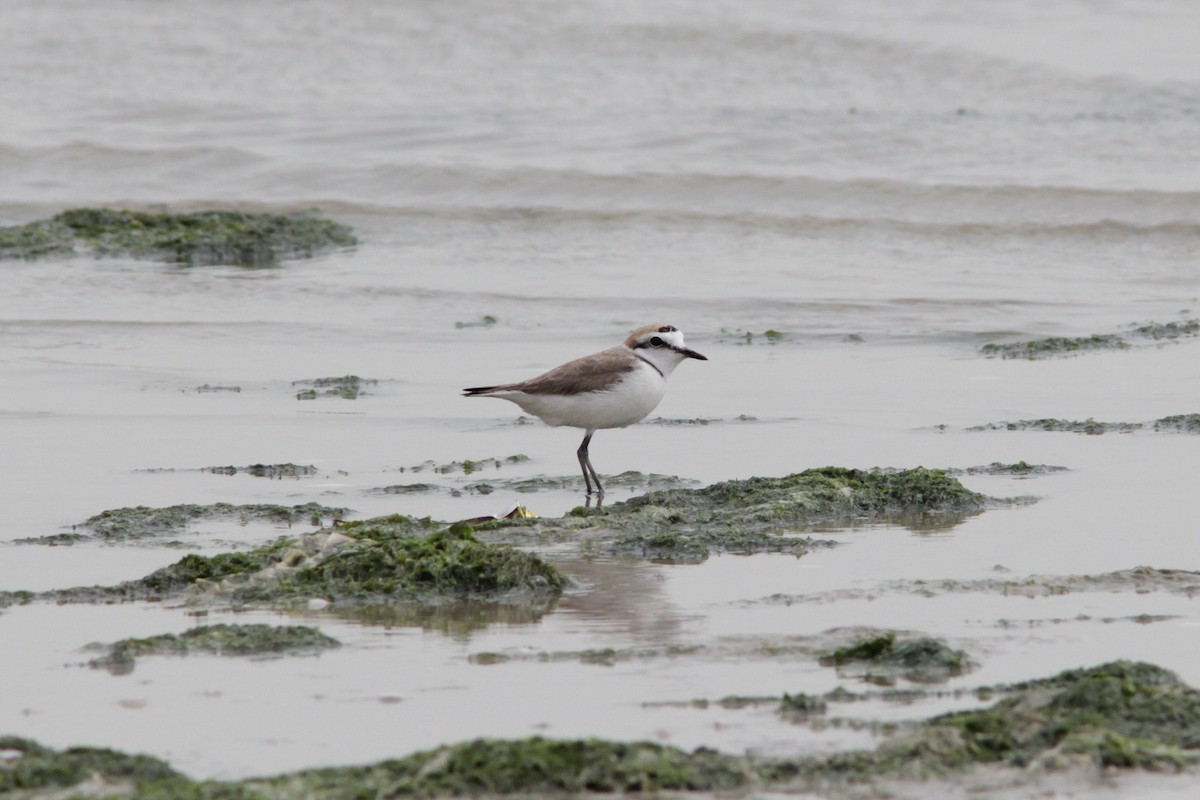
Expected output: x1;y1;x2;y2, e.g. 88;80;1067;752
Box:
577;430;603;496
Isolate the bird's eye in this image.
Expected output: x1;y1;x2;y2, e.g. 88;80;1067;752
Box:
650;336;665;347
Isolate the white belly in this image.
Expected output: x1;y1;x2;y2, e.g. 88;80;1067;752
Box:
506;365;666;430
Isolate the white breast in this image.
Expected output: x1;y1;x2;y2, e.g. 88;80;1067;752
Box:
508;361;666;430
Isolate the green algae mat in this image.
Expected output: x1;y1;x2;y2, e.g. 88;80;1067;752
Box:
22;468;989;612
0;208;356;265
17;467;1181;799
88;624;341;675
3;661;1198;798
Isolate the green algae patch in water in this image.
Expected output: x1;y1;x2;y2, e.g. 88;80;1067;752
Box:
15;502;348;546
202;463;320;478
0;208;356;265
402;454;531;475
717;327;789;345
89;623;340;675
925;661;1200;771
778;692;829;719
0;737;755;798
1131;319;1200;341
947;461;1070;476
4;662;1200;798
460;470;695;496
292;375;377;400
504;467;988;561
980;319;1199;359
981;334;1128;359
371;482;442;495
0;591;36;611
969;415;1200;435
65;542;300;603
86;502;348;540
0;736;183;795
611;467;987;525
52;516;567;610
245;522;567;604
819;632;974;685
250;737;757;797
760;660;1200;789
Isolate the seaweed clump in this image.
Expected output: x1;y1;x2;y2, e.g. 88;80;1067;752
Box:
3;662;1199;797
980;319;1198;359
293;375;377;400
535;467;988;561
613;467;985;524
0;208;355;265
51;516;567;610
0;737;753;798
247;521;567;604
16;502;346;545
969;415;1200;435
928;661;1200;771
819;633;974;684
204;463;320;479
259;738;755;797
89;623;340;675
0;736;181;795
87;502;345;540
764;661;1200;787
981;334;1127;359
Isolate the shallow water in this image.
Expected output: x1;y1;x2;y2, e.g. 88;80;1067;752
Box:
2;0;1200;794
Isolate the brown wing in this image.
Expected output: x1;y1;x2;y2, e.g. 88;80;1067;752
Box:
508;346;636;395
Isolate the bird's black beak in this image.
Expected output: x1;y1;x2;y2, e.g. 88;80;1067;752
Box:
678;346;707;361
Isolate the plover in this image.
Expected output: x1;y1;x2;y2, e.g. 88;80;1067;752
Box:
463;324;707;497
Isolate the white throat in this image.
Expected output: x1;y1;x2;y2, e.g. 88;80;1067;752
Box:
630;345;686;378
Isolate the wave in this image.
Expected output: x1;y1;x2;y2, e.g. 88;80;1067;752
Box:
3;146;1200;231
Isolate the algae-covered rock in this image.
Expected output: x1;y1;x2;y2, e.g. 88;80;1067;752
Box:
204;464;320;479
819;632;974;684
293;375;377;400
47;516;567;612
490;467;989;561
85;502;346;540
0;208;355;265
924;661;1200;771
0;736;182;794
239;522;567;604
0;737;754;798
89;623;340;675
764;661;1200;787
372;482;442;495
403;454;530;475
0;591;35;610
460;471;696;496
779;692;829;718
16;502;347;545
981;334;1128;359
980;319;1199;359
968;415;1200;435
3;662;1198;798
1132;319;1200;341
610;467;987;525
253;737;756;797
947;461;1069;476
717;327;788;345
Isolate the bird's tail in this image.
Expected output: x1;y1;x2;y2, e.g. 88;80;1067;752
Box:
463;385;503;397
